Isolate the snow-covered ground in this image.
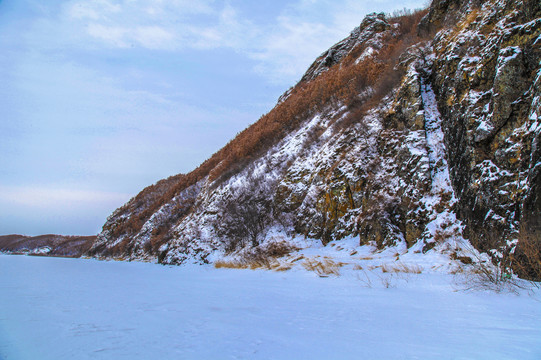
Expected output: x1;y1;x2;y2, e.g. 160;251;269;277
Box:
0;254;540;360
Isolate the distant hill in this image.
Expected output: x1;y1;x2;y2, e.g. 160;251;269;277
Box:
0;234;96;258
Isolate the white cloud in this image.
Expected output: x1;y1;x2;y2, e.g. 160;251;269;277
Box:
134;26;175;50
186;4;256;50
66;0;121;20
59;0;426;84
247;0;427;84
249;17;341;83
59;0;346;83
67;4;101;20
63;0;220;50
87;24;129;48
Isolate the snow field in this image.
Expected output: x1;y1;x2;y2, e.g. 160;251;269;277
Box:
1;254;540;360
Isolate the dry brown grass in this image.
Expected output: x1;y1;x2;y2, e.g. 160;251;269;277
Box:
433;227;458;245
302;258;345;276
288;255;305;263
450;251;473;265
214;241;299;271
213;254;302;270
214;259;245;269
381;263;423;274
214;257;292;271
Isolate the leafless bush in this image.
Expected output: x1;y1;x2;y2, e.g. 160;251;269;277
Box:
274;210;297;235
216;173;276;252
458;262;518;293
454;246;537;294
388;7;425;20
379;273;397;288
354;266;373;288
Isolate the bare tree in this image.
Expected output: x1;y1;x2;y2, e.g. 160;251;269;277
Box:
216;172;275;252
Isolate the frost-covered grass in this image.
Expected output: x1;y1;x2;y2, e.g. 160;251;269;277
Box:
1;254;540;360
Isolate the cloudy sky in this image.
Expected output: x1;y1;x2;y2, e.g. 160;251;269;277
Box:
0;0;426;236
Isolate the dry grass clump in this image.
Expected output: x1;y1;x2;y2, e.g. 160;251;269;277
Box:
214;241;299;271
449;267;464;275
450;251;473;264
359;256;374;260
214;258;292;271
263;241;299;258
214;258;269;270
433;225;460;245
433;229;451;244
381;262;423;274
302;258;345;277
213;259;242;269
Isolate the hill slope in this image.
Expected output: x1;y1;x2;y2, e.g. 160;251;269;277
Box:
87;0;541;279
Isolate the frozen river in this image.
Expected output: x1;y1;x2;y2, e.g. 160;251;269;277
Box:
0;255;540;359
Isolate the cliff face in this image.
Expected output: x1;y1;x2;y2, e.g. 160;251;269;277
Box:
427;0;541;273
88;0;540;276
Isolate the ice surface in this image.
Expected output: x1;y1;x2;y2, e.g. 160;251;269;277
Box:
420;82;453;195
1;255;540;360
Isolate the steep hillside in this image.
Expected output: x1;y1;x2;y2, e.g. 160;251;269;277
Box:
88;0;540;279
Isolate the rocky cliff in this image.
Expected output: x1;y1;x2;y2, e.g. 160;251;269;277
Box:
88;0;540;278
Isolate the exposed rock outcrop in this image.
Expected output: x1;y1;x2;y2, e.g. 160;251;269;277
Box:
429;0;541;260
